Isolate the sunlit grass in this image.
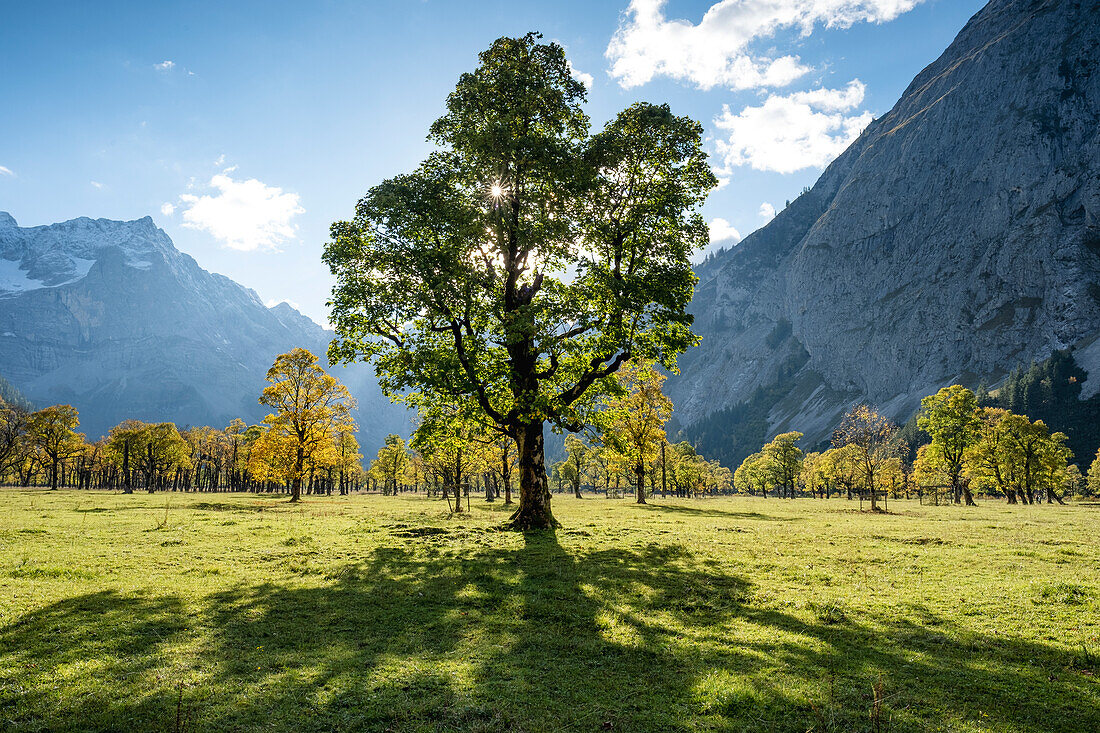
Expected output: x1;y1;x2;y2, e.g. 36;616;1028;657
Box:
1;491;1098;731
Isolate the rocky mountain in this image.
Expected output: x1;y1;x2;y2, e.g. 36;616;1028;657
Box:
0;211;408;448
672;0;1100;454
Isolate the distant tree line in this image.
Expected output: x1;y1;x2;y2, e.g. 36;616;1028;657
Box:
0;349;365;496
362;361;733;510
734;384;1099;508
0;374;33;412
1;355;738;506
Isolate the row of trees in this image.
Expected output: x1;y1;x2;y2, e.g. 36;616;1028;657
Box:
735;385;1099;508
554;433;731;501
363;361;732;510
0;349;366;498
3;349;733;506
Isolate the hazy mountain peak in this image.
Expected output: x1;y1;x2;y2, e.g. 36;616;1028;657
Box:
0;211;406;448
0;213;182;296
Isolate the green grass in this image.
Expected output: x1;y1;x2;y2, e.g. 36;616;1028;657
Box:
1;491;1098;732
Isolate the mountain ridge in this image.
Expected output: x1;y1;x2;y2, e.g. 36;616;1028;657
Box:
0;211;408;447
672;0;1100;453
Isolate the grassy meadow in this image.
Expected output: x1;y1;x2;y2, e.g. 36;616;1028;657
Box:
1;490;1098;732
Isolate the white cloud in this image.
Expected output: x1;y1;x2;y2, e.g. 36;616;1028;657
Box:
567;60;594;90
154;60;175;71
759;202;776;218
90;181;105;190
708;217;741;244
607;0;922;91
176;173;304;251
214;154;226;167
160;202;176;216
713;80;873;174
0;166;14;177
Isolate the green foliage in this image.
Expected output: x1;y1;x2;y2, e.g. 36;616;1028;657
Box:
0;374;33;412
27;404;86;491
918;385;980;502
369;434;410;495
762;431;804;496
895;411;925;461
324;33;715;527
106;420;192;491
1088;449;1100;497
982;349;1100;464
834;405;902;510
594;361;674;502
737;431;803;497
560;433;590;496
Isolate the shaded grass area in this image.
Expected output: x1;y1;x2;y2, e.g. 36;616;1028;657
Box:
1;492;1098;731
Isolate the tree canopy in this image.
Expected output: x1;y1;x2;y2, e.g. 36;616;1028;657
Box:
257;348;356;502
918;384;981;505
596;361;674;504
324;33;715;528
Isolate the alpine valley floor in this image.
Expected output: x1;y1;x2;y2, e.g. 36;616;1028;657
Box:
1;491;1098;732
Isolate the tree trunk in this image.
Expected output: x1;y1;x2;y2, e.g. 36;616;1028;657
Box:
502;450;514;504
961;477;977;506
508;421;557;529
635;460;646;505
452;453;464;513
660;441;667;498
291;448;303;502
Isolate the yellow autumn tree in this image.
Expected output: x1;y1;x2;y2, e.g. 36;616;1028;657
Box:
258;348;356;502
27;404;86;491
598;361;674;504
832;405;901;512
370;434;410;495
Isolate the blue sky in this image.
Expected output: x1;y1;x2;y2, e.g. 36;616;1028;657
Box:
0;0;986;325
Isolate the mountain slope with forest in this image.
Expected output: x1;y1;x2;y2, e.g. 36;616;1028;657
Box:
0;211;407;447
672;0;1100;465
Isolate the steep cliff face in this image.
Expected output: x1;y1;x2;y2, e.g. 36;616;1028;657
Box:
673;0;1100;446
0;212;407;447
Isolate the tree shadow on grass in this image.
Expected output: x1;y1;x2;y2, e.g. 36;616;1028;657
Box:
0;591;192;728
2;534;1098;732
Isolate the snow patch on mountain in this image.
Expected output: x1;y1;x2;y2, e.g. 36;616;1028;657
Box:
0;212;172;287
